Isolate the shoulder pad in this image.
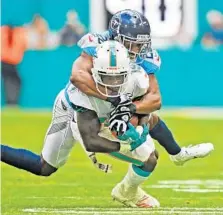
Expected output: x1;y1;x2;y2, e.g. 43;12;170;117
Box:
138;49;161;74
77;33;99;49
77;31;111;48
131;67;149;90
150;49;161;68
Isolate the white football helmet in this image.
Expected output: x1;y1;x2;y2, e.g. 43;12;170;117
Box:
92;40;131;97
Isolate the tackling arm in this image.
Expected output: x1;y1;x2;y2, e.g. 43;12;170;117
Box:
70;52;107;100
134;74;161;114
70;53;161;113
77;109;121;153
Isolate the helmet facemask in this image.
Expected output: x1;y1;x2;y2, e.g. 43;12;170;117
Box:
92;40;131;98
109;10;152;64
92;68;130;98
116;34;151;63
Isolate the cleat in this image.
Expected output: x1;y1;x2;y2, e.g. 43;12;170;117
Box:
170;143;214;166
111;183;160;208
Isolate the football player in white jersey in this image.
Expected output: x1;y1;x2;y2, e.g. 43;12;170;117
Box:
1;41;160;208
69;40;160;207
70;9;214;165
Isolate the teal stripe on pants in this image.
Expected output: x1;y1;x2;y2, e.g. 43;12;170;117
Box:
109;152;144;166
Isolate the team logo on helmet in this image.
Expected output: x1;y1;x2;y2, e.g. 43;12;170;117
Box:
110;16;120;32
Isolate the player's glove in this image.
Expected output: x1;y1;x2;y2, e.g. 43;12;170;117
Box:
109;118;128;136
118;123;149;152
108;94;136;135
106;94;132;107
108;94;136;114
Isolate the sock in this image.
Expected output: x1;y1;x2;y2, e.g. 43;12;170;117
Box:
1;145;42;175
121;164;151;190
149;119;181;155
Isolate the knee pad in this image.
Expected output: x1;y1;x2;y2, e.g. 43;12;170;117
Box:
40;160;57;176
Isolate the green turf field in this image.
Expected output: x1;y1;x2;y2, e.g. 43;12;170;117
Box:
1;109;223;215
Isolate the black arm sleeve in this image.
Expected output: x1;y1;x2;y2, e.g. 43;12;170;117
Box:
77;110;121;153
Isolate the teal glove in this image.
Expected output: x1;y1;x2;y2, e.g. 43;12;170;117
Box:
118;123;140;141
118;123;149;151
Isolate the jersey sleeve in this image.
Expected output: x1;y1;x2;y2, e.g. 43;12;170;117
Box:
138;49;161;75
65;83;95;112
77;31;111;57
77;33;97;57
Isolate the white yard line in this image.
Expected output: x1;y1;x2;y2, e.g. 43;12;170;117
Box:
23;207;223;214
23;207;223;211
26;196;222;200
146;184;199;189
174;188;223;193
158;180;223;185
145;179;223;192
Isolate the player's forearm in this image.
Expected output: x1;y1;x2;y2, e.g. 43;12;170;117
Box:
83;136;120;153
76;82;107;100
70;71;107;100
77;110;120;153
134;93;161;114
133;74;161;114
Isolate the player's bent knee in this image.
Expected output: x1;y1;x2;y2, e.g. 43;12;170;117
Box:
148;113;159;130
143;152;158;172
154;149;159;160
40;159;57;177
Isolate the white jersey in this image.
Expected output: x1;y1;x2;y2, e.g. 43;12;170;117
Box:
67;67;155;164
41;67;154;169
65;67;149;120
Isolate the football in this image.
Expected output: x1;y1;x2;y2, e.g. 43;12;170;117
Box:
129;115;139;127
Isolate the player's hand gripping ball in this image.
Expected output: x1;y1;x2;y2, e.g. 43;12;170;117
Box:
111;115;139;138
118;123;149;151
